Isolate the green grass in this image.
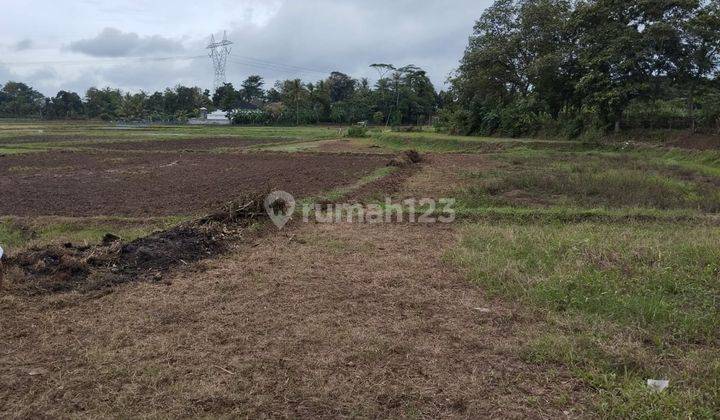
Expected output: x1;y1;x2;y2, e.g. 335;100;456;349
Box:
254;139;325;152
453;205;716;224
306;166;396;203
431;136;720;415
0;121;344;153
0;147;46;155
370;130;581;153
3;121;720;415
451;222;720;416
0;216;185;253
462;151;720;213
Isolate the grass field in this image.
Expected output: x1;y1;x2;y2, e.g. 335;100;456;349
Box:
365;128;720;415
0;121;718;417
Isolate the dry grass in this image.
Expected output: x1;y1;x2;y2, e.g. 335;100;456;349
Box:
3;130;718;418
0;222;583;418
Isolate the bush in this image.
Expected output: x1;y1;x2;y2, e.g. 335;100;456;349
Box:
231;110;270;125
346;125;368;138
372;111;385;125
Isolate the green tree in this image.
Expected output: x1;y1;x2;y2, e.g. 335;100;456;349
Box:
327;71;356;102
213;83;239;112
280;79;309;125
0;82;45;118
646;1;720;132
85;87;122;120
241;75;265;104
45;90;84;119
119;92;147;120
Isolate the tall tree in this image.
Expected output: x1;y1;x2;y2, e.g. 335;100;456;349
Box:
85;87;122;120
646;0;720;131
0;82;44;117
241;75;265;104
326;71;357;102
46;90;84;119
213;83;239;112
280;79;309;126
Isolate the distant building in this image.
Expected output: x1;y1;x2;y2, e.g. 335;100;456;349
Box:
189;107;231;125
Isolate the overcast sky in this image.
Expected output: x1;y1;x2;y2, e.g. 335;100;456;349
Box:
0;0;491;96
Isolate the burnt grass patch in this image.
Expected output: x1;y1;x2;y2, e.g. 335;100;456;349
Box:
2;198;268;295
1;152;420;296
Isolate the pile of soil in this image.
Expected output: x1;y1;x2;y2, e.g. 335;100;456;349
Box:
387;150;423;167
3;198;267;295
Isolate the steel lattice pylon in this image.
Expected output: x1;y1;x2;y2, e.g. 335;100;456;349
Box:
207;31;233;92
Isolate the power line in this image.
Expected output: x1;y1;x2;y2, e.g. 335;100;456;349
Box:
228;58;330;77
2;54;337;78
231;55;335;75
1;48;341;87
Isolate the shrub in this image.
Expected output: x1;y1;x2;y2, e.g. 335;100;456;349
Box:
346;125;368;138
372;111;385;125
231;110;270;125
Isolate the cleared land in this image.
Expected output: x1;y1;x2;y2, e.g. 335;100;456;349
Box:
0;151;385;217
1;122;719;417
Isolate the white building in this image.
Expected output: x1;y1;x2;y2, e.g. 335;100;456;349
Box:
189;108;231;125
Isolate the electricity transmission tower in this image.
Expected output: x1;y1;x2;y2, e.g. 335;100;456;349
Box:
207;31;233;92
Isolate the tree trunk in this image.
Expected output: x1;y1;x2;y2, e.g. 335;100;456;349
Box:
688;87;696;134
614;119;621;134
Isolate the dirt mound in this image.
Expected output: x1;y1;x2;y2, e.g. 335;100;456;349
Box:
2;198;267;295
387;150;423;167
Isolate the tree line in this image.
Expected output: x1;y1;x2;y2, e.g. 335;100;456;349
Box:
4;0;718;137
0;64;438;126
439;0;720;138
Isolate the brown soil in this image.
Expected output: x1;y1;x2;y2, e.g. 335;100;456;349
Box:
314;139;393;154
0;151;386;217
402;153;495;200
0;149;586;417
78;137;287;151
0;222;583;418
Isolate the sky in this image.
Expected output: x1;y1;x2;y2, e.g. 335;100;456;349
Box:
0;0;492;96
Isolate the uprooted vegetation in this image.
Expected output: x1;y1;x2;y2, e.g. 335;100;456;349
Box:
387;149;423;167
2;199;267;295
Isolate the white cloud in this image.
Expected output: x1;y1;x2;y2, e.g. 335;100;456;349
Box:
14;39;33;51
0;0;492;95
68;28;185;57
